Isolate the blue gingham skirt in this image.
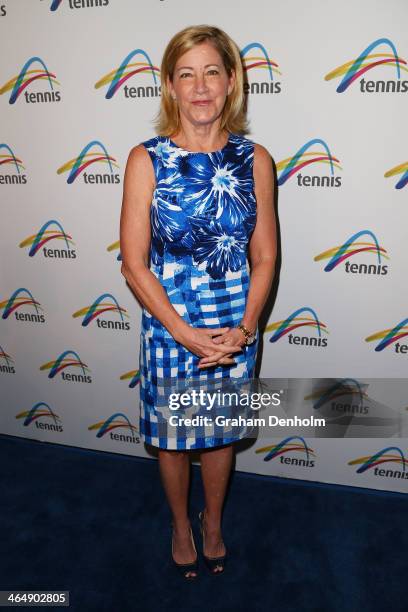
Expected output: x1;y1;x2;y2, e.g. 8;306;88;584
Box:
138;263;258;450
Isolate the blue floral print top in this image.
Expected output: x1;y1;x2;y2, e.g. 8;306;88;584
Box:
143;132;257;280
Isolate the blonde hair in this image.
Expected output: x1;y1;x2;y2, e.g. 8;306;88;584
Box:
155;25;248;136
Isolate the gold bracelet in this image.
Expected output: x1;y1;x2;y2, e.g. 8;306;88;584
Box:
237;323;254;345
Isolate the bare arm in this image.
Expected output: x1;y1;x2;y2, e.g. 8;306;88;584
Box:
241;143;277;332
120;144;186;335
120;144;242;360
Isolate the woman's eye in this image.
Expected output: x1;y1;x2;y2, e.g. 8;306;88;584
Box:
180;72;192;79
207;70;219;75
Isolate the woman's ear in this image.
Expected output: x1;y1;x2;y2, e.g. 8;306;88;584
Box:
167;76;176;100
227;69;236;96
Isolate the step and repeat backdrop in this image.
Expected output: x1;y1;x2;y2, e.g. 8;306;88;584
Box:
1;0;407;493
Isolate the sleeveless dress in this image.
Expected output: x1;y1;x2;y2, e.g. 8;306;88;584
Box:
139;132;258;450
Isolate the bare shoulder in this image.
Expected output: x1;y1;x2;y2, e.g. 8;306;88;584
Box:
126;143;152;169
124;143;154;187
253;142;273;167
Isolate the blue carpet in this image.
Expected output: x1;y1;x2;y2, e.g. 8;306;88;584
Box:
1;434;407;612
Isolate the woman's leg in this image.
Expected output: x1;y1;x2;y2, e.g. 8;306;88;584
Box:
200;444;234;569
158;449;197;575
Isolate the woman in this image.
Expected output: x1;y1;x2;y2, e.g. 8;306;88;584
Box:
120;25;276;579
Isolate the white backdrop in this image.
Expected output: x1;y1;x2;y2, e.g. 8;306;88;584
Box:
1;0;407;493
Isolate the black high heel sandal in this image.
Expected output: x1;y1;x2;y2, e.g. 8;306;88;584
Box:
198;510;227;575
171;525;199;580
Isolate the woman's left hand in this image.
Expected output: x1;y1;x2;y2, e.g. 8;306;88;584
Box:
198;328;246;368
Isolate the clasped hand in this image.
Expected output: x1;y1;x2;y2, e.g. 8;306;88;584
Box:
177;326;246;369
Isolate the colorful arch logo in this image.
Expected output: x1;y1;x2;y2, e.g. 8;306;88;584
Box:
107;240;121;261
348;446;407;473
384;161;408;190
240;43;280;80
88;412;139;438
265;307;328;342
256;436;316;462
57;140;118;184
1;288;43;319
95;49;160;99
40;350;90;378
325;38;407;92
365;318;408;351
16;402;61;426
276;139;341;186
314;230;388;271
0;57;59;104
0;345;14;367
304;378;367;410
72;293;128;326
0;144;24;173
50;0;63;9
19;220;74;256
120;369;140;388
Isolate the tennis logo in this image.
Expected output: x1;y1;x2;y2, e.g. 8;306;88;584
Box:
19;220;76;259
0;144;27;184
88;413;140;444
16;402;63;433
57;141;120;184
72;293;130;330
277;138;342;187
304;379;369;415
0;345;15;374
240;42;282;95
95;49;160;99
325;38;408;94
314;230;389;275
265;307;329;348
365;318;408;354
49;0;108;11
348;446;408;480
0;57;61;104
256;436;316;467
1;288;45;323
107;240;121;261
384;161;408;190
40;349;92;383
120;369;140;388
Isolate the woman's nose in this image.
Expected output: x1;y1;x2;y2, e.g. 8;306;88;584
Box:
194;74;209;93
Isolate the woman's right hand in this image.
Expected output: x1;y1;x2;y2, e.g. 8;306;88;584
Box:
174;325;243;365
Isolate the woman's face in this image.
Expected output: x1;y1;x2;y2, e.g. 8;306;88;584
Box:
168;41;235;130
